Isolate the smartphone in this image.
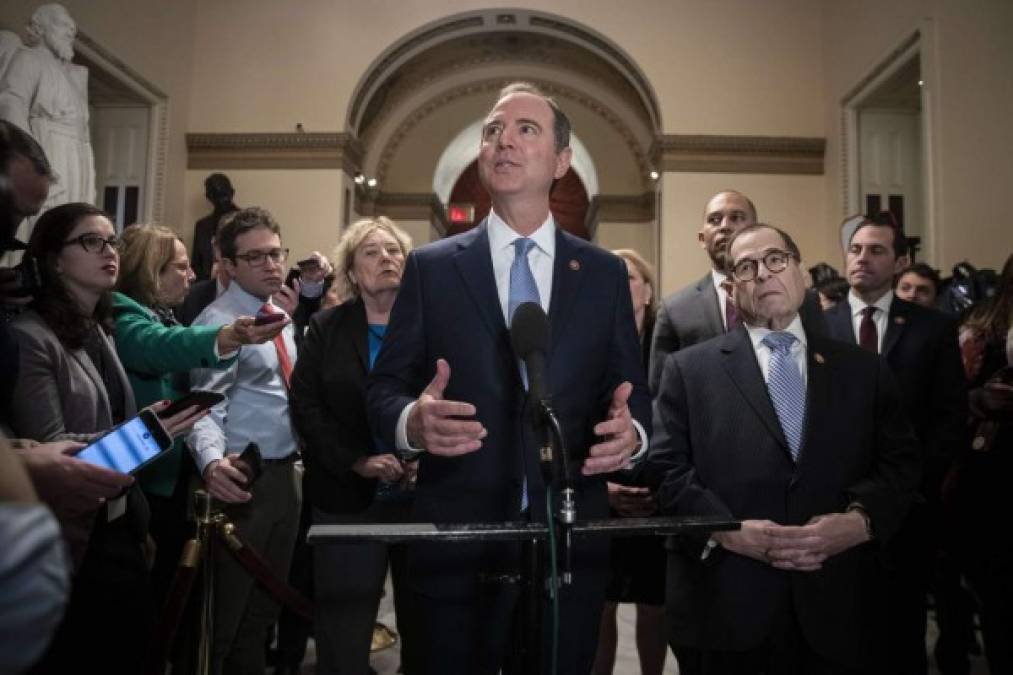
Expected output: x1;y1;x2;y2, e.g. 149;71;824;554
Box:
254;311;286;326
156;390;225;419
77;409;173;474
237;442;263;486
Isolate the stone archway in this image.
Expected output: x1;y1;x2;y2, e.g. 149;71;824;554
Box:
344;9;661;241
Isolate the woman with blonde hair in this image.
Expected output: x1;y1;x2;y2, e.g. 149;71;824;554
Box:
593;249;667;675
112;222;284;609
290;216;420;675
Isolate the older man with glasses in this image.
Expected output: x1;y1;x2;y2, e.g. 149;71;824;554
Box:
187;206;302;675
642;223;921;675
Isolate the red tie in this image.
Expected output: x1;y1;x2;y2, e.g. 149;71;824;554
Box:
260;304;293;387
859;306;878;353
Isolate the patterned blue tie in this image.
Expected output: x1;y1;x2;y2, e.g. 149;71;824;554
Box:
761;332;805;460
508;237;540;511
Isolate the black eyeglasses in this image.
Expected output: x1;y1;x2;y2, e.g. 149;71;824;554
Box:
62;233;119;254
730;250;794;282
233;248;289;267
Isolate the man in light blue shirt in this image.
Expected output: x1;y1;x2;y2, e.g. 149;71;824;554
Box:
188;207;301;675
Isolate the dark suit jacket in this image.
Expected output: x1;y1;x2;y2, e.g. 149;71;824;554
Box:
176;278;219;327
648;272;827;393
366;221;651;598
642;326;920;668
290;298;378;515
826;297;966;499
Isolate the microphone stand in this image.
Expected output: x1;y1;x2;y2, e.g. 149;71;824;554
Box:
537;403;574;586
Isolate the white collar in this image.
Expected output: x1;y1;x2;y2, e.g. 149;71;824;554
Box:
745;314;808;351
487;209;556;259
848;289;894;318
222;280;273;314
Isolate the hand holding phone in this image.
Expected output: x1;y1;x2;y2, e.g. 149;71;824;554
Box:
254;311;286;326
157;390;225;419
76;409;173;475
236;442;264;487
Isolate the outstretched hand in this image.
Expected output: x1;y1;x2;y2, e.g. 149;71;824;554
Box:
582;381;638;476
406;359;487;456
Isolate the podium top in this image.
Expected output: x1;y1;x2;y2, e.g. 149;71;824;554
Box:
308;515;739;545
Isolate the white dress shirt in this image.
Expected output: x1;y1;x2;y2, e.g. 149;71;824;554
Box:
744;314;809;389
187;282;298;474
847;289;894;354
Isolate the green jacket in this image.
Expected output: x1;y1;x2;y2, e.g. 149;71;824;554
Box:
112;291;235;496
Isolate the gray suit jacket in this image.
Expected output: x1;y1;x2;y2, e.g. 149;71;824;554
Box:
8;310;142;567
8;310;137;443
648;272;828;394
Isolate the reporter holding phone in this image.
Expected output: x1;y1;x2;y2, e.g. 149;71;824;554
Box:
6;203;206;674
186;207;302;674
290;216;420;675
113;223;287;610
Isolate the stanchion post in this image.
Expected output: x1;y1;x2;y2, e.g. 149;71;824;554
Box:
194;490;222;675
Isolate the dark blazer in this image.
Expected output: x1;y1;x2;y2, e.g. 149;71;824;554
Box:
367;221;651;597
825;297;966;498
176;278;218;327
648;272;827;393
8;309;145;567
289;298;378;515
642;326;920;668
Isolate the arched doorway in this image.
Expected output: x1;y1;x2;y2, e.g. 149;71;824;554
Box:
344;9;661;256
446;160;590;238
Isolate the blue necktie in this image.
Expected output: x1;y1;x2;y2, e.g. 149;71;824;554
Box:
508;237;540;510
761;332;805;461
509;238;541;322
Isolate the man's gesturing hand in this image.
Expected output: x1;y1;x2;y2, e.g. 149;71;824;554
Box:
406;359;487;456
582;381;638;476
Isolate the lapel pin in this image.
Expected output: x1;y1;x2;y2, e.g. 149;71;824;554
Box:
894;316;906;325
568;259;580;271
814;353;825;364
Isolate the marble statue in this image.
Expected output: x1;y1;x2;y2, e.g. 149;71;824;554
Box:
0;3;95;242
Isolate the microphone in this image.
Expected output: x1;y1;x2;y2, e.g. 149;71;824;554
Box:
510;302;551;407
510;302;577;586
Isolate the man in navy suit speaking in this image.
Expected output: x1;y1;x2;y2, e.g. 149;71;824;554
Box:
367;82;651;674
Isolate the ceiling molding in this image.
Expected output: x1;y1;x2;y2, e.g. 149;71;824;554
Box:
355;191;441;221
185;132;363;172
653;135;825;175
595;192;657;222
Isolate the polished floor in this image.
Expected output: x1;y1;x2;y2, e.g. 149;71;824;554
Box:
288;576;991;674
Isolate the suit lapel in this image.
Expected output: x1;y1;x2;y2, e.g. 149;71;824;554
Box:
347;299;369;373
548;231;588;359
883;299;909;357
452;221;508;341
697;274;725;336
796;337;830;471
98;329;137;417
720;329;789;450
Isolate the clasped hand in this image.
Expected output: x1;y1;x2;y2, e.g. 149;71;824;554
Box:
715;513;870;572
